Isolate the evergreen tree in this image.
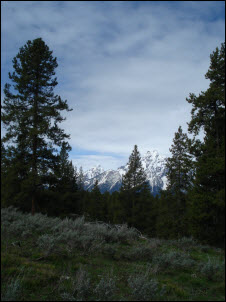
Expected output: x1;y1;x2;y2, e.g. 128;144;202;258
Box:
186;42;225;245
77;166;85;191
2;38;72;214
121;145;147;192
54;142;78;193
102;191;111;222
166;126;194;196
1;142;7;179
187;43;225;145
1;144;19;207
120;145;148;227
89;180;103;220
156;191;181;239
163;126;194;237
132;181;156;234
110;191;124;224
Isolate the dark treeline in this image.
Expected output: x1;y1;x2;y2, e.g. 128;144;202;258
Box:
1;38;225;247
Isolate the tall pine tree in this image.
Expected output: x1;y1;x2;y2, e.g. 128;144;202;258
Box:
186;42;225;245
159;126;194;238
120;145;148;227
166;126;194;196
2;38;72;214
121;145;147;192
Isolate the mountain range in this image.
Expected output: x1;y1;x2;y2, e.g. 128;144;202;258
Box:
83;150;168;195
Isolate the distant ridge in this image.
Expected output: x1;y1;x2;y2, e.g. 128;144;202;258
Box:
83;150;167;195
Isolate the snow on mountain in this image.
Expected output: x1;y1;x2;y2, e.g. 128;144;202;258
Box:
84;169;122;193
83;150;168;195
84;164;104;180
141;149;168;195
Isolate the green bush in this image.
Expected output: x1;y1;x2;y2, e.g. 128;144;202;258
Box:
94;274;117;301
199;257;225;281
120;245;156;261
152;250;196;271
37;233;60;257
1;270;24;301
128;270;162;301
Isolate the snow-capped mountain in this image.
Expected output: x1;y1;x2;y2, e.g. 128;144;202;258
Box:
84;165;104;180
83;150;168;195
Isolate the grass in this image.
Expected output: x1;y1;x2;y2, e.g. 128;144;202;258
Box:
1;207;225;301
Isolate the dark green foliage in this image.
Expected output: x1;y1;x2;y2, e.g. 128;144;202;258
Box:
155;43;225;246
156;190;188;239
2;38;72;213
1;144;31;211
158;126;193;239
88;180;104;221
131;182;156;235
53;142;78;193
108;191;124;224
186;42;225;246
187;43;225;141
118;145;156;233
121;145;147;192
166;126;194;195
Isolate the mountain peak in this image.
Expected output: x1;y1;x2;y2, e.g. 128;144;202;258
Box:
83;149;168;195
84;164;104;180
145;149;159;157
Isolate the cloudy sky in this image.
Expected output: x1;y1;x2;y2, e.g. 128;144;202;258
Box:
1;1;225;170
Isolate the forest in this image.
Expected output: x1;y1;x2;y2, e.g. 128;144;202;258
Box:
1;38;225;248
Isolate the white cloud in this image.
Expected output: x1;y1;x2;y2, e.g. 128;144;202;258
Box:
1;1;225;169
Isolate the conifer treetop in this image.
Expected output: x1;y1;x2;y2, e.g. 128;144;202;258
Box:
121;145;147;191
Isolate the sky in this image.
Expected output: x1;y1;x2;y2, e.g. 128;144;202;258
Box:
1;1;225;170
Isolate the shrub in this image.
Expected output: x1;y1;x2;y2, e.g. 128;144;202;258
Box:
199;257;225;281
175;237;198;251
102;244;118;259
59;268;92;301
52;216;86;234
120;245;156;261
94;274;117;301
83;222;139;244
152;251;196;271
128;271;160;301
26;212;61;232
116;224;139;243
1;207;139;246
58;230;103;255
78;235;103;255
146;238;163;249
1;207;61;236
37;234;59;257
197;245;211;253
73;268;92;301
1;271;24;301
60;292;76;301
86;223;118;243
